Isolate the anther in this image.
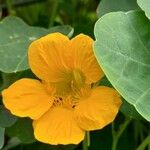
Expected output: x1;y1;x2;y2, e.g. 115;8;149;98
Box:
72;105;76;108
59;97;62;100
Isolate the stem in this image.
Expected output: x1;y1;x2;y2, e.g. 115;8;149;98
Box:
6;0;15;15
148;142;150;150
137;134;150;150
87;131;90;147
0;8;2;19
71;0;77;26
83;132;90;150
112;118;131;150
48;0;59;27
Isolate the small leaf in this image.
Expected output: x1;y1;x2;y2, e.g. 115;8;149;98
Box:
94;10;150;121
6;118;35;144
0;127;5;149
97;0;139;17
0;16;73;73
1;137;21;150
137;0;150;19
0;105;17;128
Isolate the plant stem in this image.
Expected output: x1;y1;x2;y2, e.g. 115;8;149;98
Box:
48;0;59;27
137;134;150;150
6;0;15;15
83;132;90;150
112;118;131;150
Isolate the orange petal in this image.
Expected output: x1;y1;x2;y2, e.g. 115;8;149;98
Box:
2;78;53;120
28;33;71;82
74;86;122;131
33;107;85;145
71;34;104;84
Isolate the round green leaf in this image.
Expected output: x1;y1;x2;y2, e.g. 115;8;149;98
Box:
0;105;17;128
94;11;150;121
137;0;150;19
6;118;35;143
0;16;73;73
97;0;139;17
0;127;5;149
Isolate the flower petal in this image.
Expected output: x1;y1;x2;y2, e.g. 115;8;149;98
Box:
28;33;70;82
33;107;85;145
74;86;122;131
2;78;53;120
71;34;104;84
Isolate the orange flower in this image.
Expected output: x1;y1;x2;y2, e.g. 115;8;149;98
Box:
2;33;121;145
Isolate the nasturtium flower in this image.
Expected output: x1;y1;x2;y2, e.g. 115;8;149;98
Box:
2;33;121;145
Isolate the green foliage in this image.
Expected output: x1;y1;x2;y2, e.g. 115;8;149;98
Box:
97;0;139;17
0;105;17;128
6;118;35;144
0;127;5;149
120;100;143;120
94;10;150;121
89;126;112;150
0;9;2;19
0;16;73;73
137;0;150;19
0;0;150;149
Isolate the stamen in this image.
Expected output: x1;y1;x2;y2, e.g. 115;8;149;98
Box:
52;95;78;109
52;96;63;107
72;105;76;108
59;97;62;100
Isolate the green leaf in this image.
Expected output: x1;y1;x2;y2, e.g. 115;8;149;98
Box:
0;127;5;149
2;137;21;150
97;0;139;17
120;100;143;120
94;10;150;121
0;16;73;73
0;105;17;128
137;0;150;19
6;118;35;144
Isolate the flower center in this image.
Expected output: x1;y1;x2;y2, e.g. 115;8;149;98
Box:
51;86;91;109
50;69;86;109
71;69;85;91
52;69;85;96
52;96;77;109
